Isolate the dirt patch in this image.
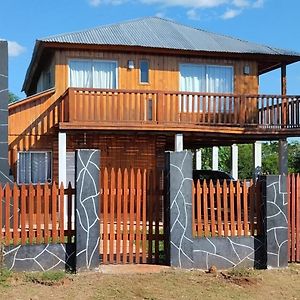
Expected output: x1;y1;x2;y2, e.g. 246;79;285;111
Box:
0;264;299;300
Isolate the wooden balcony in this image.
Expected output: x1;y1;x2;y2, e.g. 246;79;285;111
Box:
58;88;300;135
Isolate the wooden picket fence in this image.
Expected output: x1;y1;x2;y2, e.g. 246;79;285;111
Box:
192;179;262;237
288;174;300;262
0;182;75;246
99;168;165;265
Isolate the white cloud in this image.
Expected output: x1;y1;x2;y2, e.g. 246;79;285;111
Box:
88;0;125;6
141;0;227;8
221;8;241;19
155;12;165;18
253;0;264;8
187;9;201;20
232;0;249;8
87;0;264;20
7;41;26;57
88;0;101;6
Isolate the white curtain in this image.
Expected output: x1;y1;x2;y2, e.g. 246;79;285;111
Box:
180;64;206;112
18;152;51;184
180;64;233;112
69;60;116;89
18;152;30;184
93;61;117;89
69;60;92;88
207;66;233;93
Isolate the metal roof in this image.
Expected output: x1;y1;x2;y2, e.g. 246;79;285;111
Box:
40;17;299;56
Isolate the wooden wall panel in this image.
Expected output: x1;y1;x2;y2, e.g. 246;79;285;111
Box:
55;49;259;97
9;132;167;183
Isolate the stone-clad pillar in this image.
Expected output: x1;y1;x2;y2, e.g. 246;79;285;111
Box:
75;149;100;271
261;175;288;268
165;150;194;268
0;40;12;183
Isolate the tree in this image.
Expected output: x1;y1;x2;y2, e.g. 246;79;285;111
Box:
8;91;19;103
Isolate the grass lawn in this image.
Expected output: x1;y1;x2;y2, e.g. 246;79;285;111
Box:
0;264;300;299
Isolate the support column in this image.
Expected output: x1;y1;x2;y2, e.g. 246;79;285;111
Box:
231;144;238;180
260;175;288;268
58;132;67;186
279;139;288;175
75;149;100;271
196;149;202;170
165;151;193;268
0;40;12;183
212;146;218;170
253;141;262;179
281;64;287;96
175;133;183;152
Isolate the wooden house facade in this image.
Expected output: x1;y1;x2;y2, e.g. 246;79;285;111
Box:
8;17;300;185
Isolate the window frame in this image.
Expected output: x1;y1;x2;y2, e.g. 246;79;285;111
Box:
17;151;53;185
68;58;119;89
139;59;150;84
179;63;234;93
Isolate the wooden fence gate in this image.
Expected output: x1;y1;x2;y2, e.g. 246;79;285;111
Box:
288;174;300;263
99;168;166;265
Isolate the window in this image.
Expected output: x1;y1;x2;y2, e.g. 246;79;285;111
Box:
69;59;117;89
180;64;233;93
179;64;234;112
140;60;149;83
36;61;55;93
17;152;52;184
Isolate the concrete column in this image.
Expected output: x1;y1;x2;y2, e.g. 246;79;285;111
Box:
196;149;202;170
253;141;262;179
175;133;183;152
75;149;100;271
165;150;193;268
279;139;288;175
58;132;67;186
212;146;218;170
231;144;238;180
0;40;12;183
260;175;288;268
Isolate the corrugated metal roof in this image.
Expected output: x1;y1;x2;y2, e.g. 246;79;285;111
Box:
40;17;299;56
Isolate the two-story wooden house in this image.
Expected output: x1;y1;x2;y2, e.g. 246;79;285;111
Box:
8;17;300;186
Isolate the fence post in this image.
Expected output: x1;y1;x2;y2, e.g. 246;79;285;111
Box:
75;149;100;272
165;150;193;268
260;175;288;268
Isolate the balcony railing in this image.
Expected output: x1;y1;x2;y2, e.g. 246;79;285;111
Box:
59;88;300;129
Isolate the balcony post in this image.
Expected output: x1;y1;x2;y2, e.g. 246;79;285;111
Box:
212;146;219;170
69;88;75;122
231;144;238;180
58;132;67;186
281;64;287;126
196;149;202;170
175;133;183;152
253;141;262;179
279;139;288;175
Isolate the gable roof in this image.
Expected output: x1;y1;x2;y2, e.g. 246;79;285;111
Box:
23;17;300;94
40;17;298;56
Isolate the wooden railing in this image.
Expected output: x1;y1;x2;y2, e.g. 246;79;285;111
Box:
0;182;74;246
58;88;300;129
192;179;262;237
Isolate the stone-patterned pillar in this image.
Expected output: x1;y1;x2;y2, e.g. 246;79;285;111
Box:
261;175;288;268
0;40;12;183
165;150;194;268
75;149;100;271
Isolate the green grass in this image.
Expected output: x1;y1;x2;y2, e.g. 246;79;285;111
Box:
25;270;66;286
0;268;12;286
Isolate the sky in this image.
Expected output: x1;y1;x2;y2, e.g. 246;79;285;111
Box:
0;0;300;99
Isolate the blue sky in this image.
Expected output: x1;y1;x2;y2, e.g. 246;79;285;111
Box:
0;0;300;98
